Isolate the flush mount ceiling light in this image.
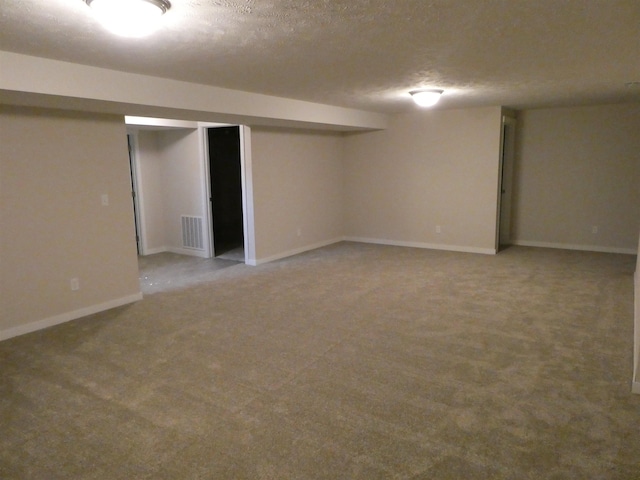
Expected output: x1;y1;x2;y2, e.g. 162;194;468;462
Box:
84;0;171;37
410;89;444;107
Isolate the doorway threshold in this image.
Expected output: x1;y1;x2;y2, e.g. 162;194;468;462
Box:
216;247;245;263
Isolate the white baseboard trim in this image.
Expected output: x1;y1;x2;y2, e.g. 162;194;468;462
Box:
512;240;635;255
344;237;496;255
252;238;344;266
0;293;143;342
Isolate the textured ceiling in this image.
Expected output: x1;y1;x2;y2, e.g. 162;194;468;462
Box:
1;0;639;113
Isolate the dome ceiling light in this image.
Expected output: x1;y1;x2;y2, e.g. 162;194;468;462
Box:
410;89;444;107
84;0;171;37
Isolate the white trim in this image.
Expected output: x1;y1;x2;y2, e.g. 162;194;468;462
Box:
495;116;506;252
127;132;149;255
632;382;640;395
512;240;636;255
127;134;144;255
240;126;256;264
0;293;143;342
197;127;213;258
125;116;199;130
252;238;344;265
497;115;517;249
344;237;496;255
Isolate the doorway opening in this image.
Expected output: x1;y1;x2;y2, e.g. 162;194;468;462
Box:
207;126;245;262
124;117;255;266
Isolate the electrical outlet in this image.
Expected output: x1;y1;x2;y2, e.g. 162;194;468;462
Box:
436;225;442;234
591;226;598;234
70;278;80;291
297;228;302;237
101;194;109;206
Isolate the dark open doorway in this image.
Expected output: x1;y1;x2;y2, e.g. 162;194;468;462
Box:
208;126;244;259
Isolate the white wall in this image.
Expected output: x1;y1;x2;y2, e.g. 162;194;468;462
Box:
343;107;503;253
512;103;640;253
3;103;636;342
250;127;345;262
135;131;166;252
134;128;206;256
157;129;207;254
0;106;141;339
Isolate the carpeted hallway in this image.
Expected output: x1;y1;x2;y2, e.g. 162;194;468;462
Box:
1;243;638;479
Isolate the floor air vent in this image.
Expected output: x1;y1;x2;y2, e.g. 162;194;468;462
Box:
181;216;204;250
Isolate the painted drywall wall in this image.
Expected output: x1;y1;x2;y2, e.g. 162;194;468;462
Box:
134;128;206;256
342;106;503;253
157;129;207;255
0;51;388;131
134;131;166;253
0;106;141;339
512;103;640;253
250;127;344;262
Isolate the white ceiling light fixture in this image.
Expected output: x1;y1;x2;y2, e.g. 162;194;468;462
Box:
410;89;444;107
84;0;171;38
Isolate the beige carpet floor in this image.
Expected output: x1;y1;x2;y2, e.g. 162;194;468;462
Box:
137;252;241;295
1;242;638;479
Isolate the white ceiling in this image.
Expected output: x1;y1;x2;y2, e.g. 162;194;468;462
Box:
1;0;639;114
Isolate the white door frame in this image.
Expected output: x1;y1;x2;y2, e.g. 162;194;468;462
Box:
126;132;146;255
495;115;517;251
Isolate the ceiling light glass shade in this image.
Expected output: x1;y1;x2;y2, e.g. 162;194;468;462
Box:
410;89;444;107
85;0;171;37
